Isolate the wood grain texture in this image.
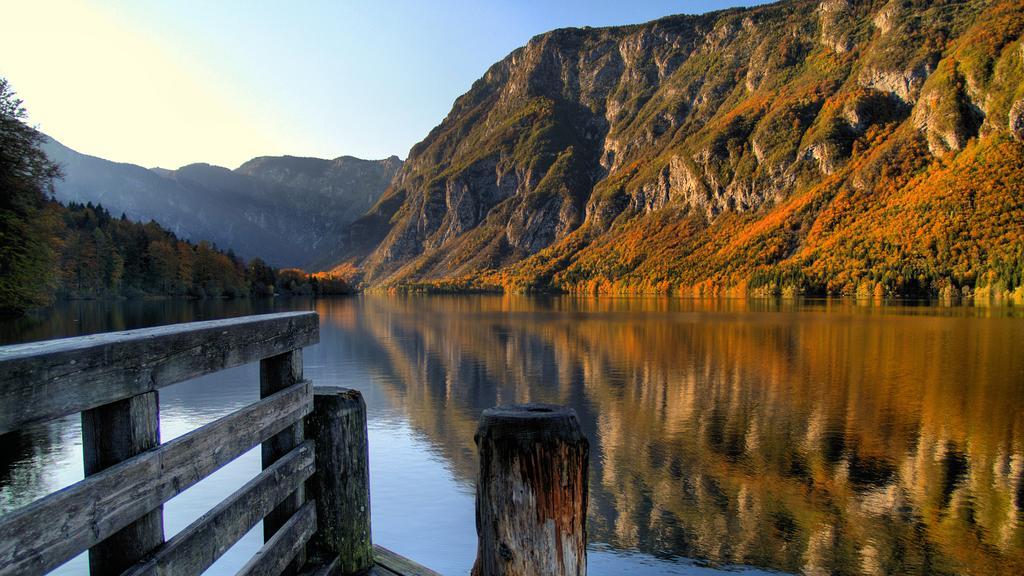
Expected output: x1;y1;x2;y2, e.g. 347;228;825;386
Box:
123;440;316;576
306;387;373;574
236;501;317;576
0;381;312;576
473;404;589;576
81;392;164;575
373;545;443;576
0;311;318;434
261;350;306;575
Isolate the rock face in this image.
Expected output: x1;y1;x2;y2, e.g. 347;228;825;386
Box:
334;0;1024;295
44;138;401;268
1010;99;1024;140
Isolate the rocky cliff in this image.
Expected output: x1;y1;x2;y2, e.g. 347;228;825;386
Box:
337;0;1024;299
44;138;401;268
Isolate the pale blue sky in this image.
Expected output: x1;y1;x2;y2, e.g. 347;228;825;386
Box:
2;1;766;168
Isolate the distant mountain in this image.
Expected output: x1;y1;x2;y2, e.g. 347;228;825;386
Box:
333;0;1024;301
42;137;401;268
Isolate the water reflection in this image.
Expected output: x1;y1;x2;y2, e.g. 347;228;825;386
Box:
0;298;291;346
1;296;1022;575
316;295;1024;575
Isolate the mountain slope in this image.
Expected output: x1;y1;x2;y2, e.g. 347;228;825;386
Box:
236;154;403;226
43;138;401;268
335;0;1024;300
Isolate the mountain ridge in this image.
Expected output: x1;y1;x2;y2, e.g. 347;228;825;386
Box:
332;0;1024;301
42;136;402;269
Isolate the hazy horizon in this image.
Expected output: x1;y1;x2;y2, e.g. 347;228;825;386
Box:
2;0;766;170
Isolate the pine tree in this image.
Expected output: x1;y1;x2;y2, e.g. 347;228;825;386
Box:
0;78;62;315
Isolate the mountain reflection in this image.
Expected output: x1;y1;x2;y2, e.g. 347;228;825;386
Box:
318;295;1024;575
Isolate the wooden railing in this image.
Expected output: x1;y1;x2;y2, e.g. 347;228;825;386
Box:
0;312;393;576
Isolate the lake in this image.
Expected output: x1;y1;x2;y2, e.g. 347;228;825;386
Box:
1;295;1022;575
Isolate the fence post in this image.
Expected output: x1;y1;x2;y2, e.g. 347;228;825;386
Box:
473;404;589;576
81;392;164;575
261;349;306;575
306;387;373;574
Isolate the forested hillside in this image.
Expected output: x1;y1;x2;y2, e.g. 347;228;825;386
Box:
333;0;1024;302
54;201;249;299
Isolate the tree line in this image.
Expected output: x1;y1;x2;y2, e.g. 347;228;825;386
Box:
55;201;354;301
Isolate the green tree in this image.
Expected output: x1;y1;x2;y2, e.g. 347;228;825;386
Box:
247;257;276;296
0;78;62;315
146;239;178;293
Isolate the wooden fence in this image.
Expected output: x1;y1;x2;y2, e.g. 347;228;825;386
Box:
0;311;436;576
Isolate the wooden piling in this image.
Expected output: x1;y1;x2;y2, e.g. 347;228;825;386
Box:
305;387;373;574
81;392;164;575
473;404;589;576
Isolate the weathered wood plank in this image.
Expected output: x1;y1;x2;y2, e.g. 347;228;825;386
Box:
303;552;440;576
236;501;316;576
0;381;312;576
123;440;315;576
306;387;373;574
0;311;318;434
373;545;442;576
261;350;306;575
82;392;164;575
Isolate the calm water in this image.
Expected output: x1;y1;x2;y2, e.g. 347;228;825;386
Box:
1;296;1023;575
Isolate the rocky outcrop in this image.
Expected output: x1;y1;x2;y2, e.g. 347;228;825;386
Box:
818;0;854;54
913;64;984;155
871;0;899;35
627;156;713;216
1010;99;1024;140
858;63;934;104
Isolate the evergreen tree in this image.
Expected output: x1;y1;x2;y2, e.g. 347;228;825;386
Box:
0;78;61;315
247;257;276;296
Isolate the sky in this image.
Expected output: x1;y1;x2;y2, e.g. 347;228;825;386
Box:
1;0;767;170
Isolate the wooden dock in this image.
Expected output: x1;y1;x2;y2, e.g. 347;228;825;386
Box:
0;312;440;576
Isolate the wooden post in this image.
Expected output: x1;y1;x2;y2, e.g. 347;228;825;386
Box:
305;387;373;574
261;349;306;575
81;392;164;575
473;404;589;576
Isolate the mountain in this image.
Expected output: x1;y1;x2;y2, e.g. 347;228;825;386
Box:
335;0;1024;301
42;137;401;268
